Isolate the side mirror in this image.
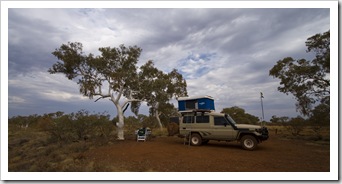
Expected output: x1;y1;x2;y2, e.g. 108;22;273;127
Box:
224;122;228;127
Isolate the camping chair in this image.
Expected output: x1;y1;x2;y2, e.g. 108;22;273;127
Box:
136;128;147;142
136;127;151;142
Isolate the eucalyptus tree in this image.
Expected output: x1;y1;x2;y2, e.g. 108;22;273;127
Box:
269;30;330;116
138;61;187;129
49;42;143;140
49;42;187;139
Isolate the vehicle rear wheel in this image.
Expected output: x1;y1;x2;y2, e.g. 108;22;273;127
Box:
190;133;202;146
241;135;258;150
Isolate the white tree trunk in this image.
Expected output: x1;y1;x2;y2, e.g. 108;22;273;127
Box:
110;87;141;140
155;103;163;130
155;110;163;130
114;102;125;140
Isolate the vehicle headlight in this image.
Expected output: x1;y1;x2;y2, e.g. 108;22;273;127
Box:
256;127;268;134
255;128;263;133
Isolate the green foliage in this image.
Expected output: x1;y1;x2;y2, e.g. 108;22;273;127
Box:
221;106;260;124
286;116;307;136
139;115;158;129
123;115;144;136
49;42;142;100
167;122;179;136
309;103;330;140
158;105;179;127
269;30;330;116
48;114;74;142
129;101;141;116
306;30;330;73
309;103;330;126
137;60;187;128
49;42;187;115
122;115;161;135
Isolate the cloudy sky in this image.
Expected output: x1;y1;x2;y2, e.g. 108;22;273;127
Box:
5;2;332;121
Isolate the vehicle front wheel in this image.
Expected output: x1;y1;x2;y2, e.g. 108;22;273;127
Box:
241;135;258;150
190;133;202;146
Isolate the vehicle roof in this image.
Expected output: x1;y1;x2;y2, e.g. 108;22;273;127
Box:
208;111;225;116
177;95;214;101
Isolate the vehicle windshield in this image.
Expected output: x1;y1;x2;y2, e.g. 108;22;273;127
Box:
225;114;236;125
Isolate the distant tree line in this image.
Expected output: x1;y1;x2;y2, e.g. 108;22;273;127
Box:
9;101;329;142
221;106;260;125
8;109;179;143
9;110;114;143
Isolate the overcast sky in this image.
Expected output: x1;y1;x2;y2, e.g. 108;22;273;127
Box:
6;4;331;121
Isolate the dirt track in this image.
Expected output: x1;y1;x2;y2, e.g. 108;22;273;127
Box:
82;135;330;172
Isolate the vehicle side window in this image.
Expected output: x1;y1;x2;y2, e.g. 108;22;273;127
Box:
214;117;227;126
183;116;194;123
196;115;209;123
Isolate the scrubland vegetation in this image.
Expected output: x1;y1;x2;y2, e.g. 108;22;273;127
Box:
8;110;169;172
8;109;329;172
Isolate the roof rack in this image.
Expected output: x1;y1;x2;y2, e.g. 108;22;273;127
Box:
179;109;213;116
179;109;212;112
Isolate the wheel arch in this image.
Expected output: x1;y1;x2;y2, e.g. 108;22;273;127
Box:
237;132;259;142
188;131;204;138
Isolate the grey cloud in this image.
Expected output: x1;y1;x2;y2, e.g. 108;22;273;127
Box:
9;9;66;76
213;9;328;54
6;8;330;120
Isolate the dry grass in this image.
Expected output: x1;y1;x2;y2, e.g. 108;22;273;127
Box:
8;123;329;172
8;126;114;172
151;128;168;137
8;123;169;172
267;124;330;142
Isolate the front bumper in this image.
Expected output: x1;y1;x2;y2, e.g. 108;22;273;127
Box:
257;127;269;141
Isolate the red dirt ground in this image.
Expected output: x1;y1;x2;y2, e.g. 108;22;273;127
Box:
82;134;330;172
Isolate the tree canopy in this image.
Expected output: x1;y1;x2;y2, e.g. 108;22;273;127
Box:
269;30;330;116
49;42;142;101
138;61;187;129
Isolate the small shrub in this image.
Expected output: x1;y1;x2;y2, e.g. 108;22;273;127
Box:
167;122;179;136
285;116;306;136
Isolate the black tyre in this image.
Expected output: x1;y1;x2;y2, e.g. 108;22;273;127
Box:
241;135;258;150
190;133;202;146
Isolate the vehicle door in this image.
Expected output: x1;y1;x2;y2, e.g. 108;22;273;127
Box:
212;116;235;140
194;114;210;139
179;115;195;135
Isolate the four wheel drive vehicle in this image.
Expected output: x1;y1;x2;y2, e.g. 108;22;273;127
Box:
178;110;269;151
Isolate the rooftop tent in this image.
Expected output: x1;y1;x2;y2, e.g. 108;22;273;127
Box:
177;95;215;111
